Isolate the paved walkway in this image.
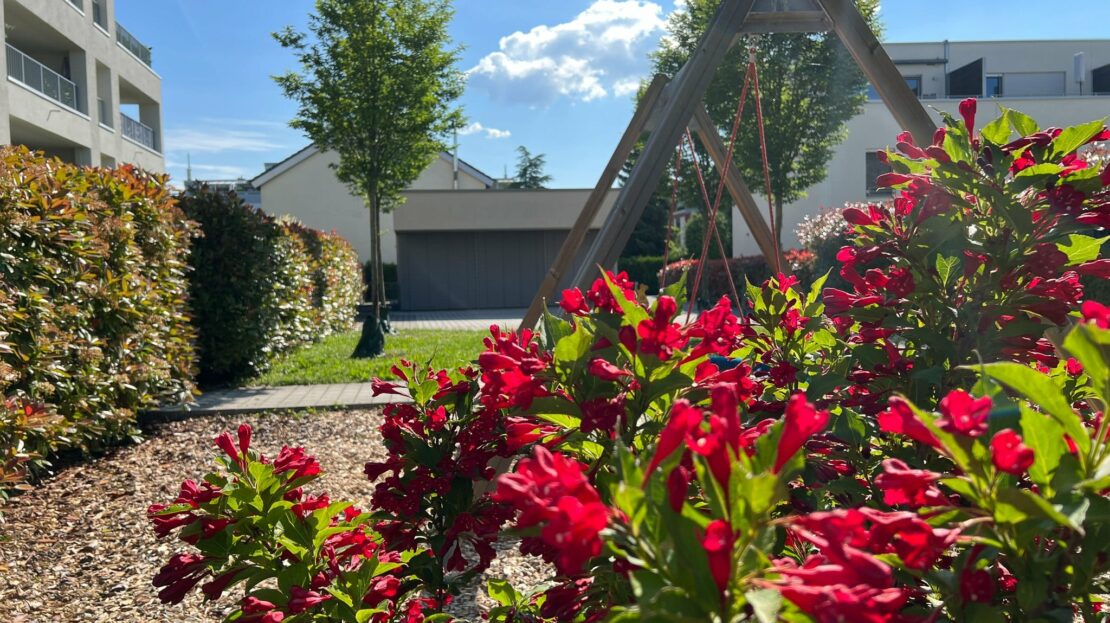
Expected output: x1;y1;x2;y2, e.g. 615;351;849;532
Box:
389;307;529;331
148;382;410;418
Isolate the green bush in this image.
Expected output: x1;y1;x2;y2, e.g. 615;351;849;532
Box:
618;255;665;294
659;255;815;307
0;147;197;489
181;188;361;385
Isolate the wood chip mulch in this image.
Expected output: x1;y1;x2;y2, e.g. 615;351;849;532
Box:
0;410;546;622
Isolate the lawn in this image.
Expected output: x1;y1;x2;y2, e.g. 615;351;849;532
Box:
248;328;488;386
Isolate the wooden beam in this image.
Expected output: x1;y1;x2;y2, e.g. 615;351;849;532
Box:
518;74;669;332
688;105;789;274
739;11;830;33
569;0;758;291
821;0;936;145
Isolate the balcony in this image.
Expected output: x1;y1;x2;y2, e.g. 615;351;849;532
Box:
120;112;156;151
116;23;152;67
5;44;80;112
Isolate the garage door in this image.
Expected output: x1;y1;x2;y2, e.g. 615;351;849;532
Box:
397;229;599;310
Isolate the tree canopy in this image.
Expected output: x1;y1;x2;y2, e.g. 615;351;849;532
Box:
509;146;553;189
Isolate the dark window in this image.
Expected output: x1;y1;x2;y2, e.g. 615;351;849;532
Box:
947;59;984;97
904;75;922;97
1093;63;1110;94
865;151;892;196
986;74;1003;97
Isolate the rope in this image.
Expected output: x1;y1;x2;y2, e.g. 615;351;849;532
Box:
659;146;683;289
682;129;742;318
749;42;782;275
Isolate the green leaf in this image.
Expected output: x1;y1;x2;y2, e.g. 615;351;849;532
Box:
1056;234;1109;265
553;327;592;372
980;113;1011;145
974;362;1090;455
935;254;959;288
746;589;783;623
1063;324;1109;404
1049;118;1107;158
487;579;519;606
541;306;573;350
995;488;1083;532
1019;404;1065;491
1005;108;1038;136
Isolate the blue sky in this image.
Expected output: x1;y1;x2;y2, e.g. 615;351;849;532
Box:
114;0;1110;188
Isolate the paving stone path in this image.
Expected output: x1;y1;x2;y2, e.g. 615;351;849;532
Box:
149;383;409;417
388;307;528;331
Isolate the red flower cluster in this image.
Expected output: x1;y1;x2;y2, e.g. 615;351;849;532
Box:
560;271;637;316
493;446;608;574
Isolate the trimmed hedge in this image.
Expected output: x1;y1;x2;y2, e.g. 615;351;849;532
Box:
619;255;665;294
0;147;197;489
181;187;361;384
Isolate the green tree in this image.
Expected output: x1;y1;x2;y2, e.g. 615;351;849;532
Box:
509;146;553;189
650;0;880;246
274;0;463;357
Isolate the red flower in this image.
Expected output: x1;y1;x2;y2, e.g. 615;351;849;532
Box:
152;553;208;604
586;271;636;313
886;268;915;298
990;429;1034;475
960;567;996;604
877;397;941;448
666;464;692;512
1082;300;1110;329
936;390;992;437
773;393;829;474
701;519;735;595
686;296;741;359
587;357;631;381
287;585;332;614
1066;357;1084;376
644;400;703;482
272;446;322;481
873;459;946;508
559;287;590;316
214;431;243;467
959;98;977;136
780;307;809;335
843;206;876;226
637;295;687;360
875;172;913;188
579;395;625;434
1076;259;1110;278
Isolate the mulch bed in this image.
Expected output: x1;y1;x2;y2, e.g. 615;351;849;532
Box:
0;410;545;622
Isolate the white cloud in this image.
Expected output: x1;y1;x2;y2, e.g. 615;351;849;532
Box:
165;160;250;179
458;121;512;139
164;125;288;154
612;77;643;97
467;0;668;106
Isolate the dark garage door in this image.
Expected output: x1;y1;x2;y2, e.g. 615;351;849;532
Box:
397;229;598;310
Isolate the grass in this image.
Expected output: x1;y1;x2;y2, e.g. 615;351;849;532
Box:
248;328;488;386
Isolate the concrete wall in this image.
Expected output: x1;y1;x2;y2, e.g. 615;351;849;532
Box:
2;0;163;171
257;149;496;263
732;39;1110;256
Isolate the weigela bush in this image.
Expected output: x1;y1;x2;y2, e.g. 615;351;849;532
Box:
157;102;1110;621
0;147;196;493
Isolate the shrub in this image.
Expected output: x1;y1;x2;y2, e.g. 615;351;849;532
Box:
659;254;814;307
0;147;196;491
181;188;360;385
796;203;856;290
152;103;1110;621
617;255;664;294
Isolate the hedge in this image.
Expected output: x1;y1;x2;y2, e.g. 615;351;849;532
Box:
0;147;197;490
180;187;361;384
659;255;816;307
618;256;665;295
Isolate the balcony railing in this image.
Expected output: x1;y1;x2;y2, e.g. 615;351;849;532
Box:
98;97;112;127
116;23;152;67
5;44;80;111
121;112;156;151
67;0;84;11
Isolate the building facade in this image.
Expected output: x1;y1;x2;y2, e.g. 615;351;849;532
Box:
251;145;496;264
1;0;162;171
732;39;1110;256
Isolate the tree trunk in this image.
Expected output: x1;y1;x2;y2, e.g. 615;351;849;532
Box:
353;193;386;358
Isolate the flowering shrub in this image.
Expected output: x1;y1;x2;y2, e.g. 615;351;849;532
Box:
0;147;196;494
155;102;1110;621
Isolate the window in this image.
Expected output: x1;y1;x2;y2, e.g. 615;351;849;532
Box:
904;75;922;97
865;151;891;196
986;74;1003;98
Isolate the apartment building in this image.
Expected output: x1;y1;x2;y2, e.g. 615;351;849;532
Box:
0;0;162;171
732;39;1110;256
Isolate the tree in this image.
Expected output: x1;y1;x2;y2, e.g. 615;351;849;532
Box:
509;146;553;189
274;0;463;357
650;0;880;246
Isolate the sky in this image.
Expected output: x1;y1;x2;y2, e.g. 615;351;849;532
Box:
113;0;1110;188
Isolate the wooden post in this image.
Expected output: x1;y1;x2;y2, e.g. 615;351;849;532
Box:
821;0;936;145
569;0;757;291
688;105;789;274
518;74;669;332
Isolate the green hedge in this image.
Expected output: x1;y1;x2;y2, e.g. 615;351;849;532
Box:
619;256;665;295
0;147;197;489
181;188;361;385
659;256;815;307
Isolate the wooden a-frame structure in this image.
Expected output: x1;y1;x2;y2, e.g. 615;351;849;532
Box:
519;0;937;331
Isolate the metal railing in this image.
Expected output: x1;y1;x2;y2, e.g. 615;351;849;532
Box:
121;112;156;150
98;97;112;127
67;0;84;11
5;44;80;111
115;23;152;67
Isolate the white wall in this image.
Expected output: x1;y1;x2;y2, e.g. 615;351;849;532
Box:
396;188;617;232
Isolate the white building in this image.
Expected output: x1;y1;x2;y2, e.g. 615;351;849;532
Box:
251;145;496;263
1;0;163;171
732;39;1110;256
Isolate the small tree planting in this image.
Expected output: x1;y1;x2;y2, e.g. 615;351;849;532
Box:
508;146;553;189
274;0;464;357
